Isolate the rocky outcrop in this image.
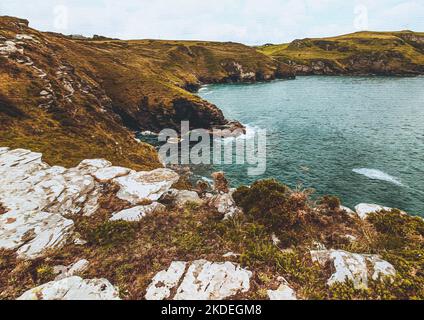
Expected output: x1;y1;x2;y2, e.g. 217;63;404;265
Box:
0;147;179;259
311;250;396;289
145;260;252;300
17;276;120;300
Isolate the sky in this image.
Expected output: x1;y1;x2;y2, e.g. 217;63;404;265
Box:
0;0;423;45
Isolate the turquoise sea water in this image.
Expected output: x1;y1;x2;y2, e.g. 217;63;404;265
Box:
196;76;424;215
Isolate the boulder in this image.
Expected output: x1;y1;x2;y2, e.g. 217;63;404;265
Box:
145;260;252;300
311;250;396;289
355;203;392;219
113;169;179;204
110;203;165;222
54;259;90;281
160;189;203;207
207;191;242;219
267;277;297;300
17;276;120;300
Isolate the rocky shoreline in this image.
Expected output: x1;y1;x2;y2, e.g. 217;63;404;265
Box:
2;147;422;300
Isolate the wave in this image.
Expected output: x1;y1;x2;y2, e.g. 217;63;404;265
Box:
219;124;262;145
353;168;403;186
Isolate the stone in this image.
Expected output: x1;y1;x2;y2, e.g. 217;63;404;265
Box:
355;203;392;219
145;260;252;300
110;203;166;222
311;250;396;289
160;189;203;207
0;210;74;260
17;276;120;300
54;259;90;281
93;166;132;182
267;277;297;300
174;260;252;300
145;261;187;300
207;191;242;219
113;169;179;204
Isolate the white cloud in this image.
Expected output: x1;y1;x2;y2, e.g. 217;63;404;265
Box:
0;0;422;44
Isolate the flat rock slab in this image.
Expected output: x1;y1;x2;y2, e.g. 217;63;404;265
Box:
146;260;252;300
17;276;120;300
114;169;179;204
311;250;396;289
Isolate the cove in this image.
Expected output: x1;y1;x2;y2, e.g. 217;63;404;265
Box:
196;76;424;216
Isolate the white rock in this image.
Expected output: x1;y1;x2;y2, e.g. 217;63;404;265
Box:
17;276;120;300
93;166;131;182
355;204;392;219
114;169;179;204
110;203;166;222
207;191;242;219
54;259;90;281
146;260;252;300
174;260;252;300
366;255;397;281
267;277;297;300
161;189;203;207
0;210;74;260
145;262;187;300
311;250;396;289
77;159;112;175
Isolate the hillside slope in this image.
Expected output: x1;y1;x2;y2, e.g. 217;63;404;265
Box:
258;31;424;76
0;16;292;169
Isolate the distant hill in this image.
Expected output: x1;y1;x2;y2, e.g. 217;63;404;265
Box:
257;31;424;76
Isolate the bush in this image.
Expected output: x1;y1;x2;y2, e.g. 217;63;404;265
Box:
367;210;424;250
233;179;295;229
318;195;341;211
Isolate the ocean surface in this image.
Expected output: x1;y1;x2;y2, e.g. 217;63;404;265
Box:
194;76;424;215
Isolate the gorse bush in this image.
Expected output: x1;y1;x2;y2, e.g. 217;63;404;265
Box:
233;179;295;229
367;210;424;250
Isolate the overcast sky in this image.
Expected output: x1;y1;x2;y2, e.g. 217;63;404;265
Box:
0;0;423;44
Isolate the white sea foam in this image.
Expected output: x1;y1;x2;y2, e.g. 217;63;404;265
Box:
353;168;403;186
219;124;261;145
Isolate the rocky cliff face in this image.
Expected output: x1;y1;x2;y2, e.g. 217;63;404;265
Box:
0;16;293;168
258;31;424;76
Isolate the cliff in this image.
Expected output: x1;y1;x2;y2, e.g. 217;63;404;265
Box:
0;147;423;300
258;31;424;76
0;16;292;169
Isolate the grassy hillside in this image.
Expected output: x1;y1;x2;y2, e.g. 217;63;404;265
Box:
0;16;292;169
258;31;424;75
